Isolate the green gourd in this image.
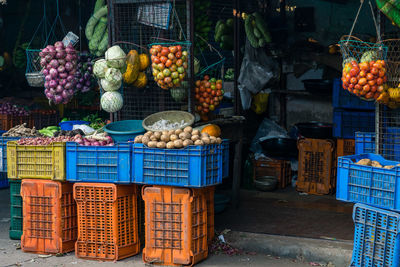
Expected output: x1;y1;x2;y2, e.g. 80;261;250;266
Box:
85;5;108;41
245;15;260;48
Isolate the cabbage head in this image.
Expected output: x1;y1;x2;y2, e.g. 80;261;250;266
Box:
100;78;122;92
93;59;108;78
104;67;123;87
105;45;126;69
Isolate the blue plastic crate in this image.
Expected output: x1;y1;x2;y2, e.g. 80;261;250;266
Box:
0;172;8;188
66;142;131;184
132;143;222;187
337;153;400;211
222;139;229;179
355;132;376;154
332;78;375;110
333;109;375;139
351;203;400;267
0;137;20;172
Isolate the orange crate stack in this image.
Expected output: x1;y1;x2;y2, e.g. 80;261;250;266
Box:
297;138;336;195
253;158;292;189
336;138;355;157
0;114;33;131
21;179;77;254
205;186;215;244
142;186;208;266
73;183;140;261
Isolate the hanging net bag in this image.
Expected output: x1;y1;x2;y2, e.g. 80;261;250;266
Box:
338;0;388;102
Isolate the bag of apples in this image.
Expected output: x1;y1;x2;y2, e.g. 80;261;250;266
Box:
339;36;388;101
148;41;190;90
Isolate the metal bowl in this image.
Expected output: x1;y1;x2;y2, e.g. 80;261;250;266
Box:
142;110;194;131
254;176;278;191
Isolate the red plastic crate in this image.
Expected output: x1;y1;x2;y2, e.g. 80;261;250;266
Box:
74;183;140;261
0;114;33;131
21;179;77;254
253;158;292;189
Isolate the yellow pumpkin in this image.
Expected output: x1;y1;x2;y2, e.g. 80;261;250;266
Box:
124;50;140;84
139;53;150;71
201;124;221;137
133;72;147;88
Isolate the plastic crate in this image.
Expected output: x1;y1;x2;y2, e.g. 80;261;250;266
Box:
336;139;355;157
0;137;20;172
253;158;292;189
351;203;400;267
297;138;336;195
142;186;208;266
222;139;230;179
333;109;375;139
382;127;400;161
132;143;222;187
21;179;77;254
7;141;66;180
31;110;59;129
0;114;33;131
355;132;376;154
0;172;7;188
332;78;375;110
9;180;22;240
137;186;145;248
66;142;131;183
74;183;140;261
337;153;400;211
206;186;215;244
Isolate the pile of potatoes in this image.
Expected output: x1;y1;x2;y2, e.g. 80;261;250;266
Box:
356;158;398;169
133;126;222;149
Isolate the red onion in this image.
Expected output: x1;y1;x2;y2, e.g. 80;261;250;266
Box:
49;80;57;88
54;95;62;104
65;54;74;62
56;52;66;59
54;41;64;48
42;68;49;76
40;58;47;67
65;82;73;90
45;54;53;62
50;59;59;68
49;68;58;78
58;59;66;66
44;81;49;88
66;75;74;82
59;72;68;79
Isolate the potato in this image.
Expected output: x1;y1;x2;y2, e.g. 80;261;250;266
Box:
144;131;153;137
141;136;150;145
179;132;191;140
168;130;175;135
183;139;193;147
371;161;383;168
160;134;170;142
166;141;175;149
192;129;200;136
194;140;204;146
356;159;371;166
147;141;157;148
150;134;158;141
134;135;143;143
157;141;166;148
170;134;178;141
216;137;222;144
201;137;210;145
210;136;217;144
162;130;169;136
184;126;193;133
384;165;395;169
154;131;162;140
191;135;200;142
201;132;210;138
175;129;183;135
174;139;183;148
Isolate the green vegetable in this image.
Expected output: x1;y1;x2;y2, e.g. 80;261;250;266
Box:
253;12;271;43
85;5;108;41
94;0;105;13
97;28;109;55
61;118;69;122
226;18;234;28
245;15;260;48
258;38;266;48
254;28;261;39
376;0;400;27
89;16;108;52
215;23;226;43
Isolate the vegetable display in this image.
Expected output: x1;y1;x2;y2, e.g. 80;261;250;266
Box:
341;53;387;101
123;49;149;88
100;91;124;113
150;44;188;90
195;75;224;115
356;158;398;169
244;12;271;48
82;114;105;130
214;18;233;50
3;123;41;137
39;126;60;137
85;3;108;56
0;103;29;116
133;126;222;149
75;54;95;93
40;41;78;104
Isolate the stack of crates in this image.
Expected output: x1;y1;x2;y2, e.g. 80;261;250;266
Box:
131;138;226;266
253;157;292;189
6;141;77;254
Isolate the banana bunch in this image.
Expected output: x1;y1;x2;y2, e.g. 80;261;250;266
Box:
378;83;400;109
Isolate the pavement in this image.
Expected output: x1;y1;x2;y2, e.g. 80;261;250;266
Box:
0;187;352;267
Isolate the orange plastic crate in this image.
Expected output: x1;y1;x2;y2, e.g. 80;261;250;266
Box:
73;183;140;261
297;138;336;195
21;179;77;254
142;186;208;266
253;158;292;189
137;186;145;248
205;186;215;244
0;114;33;131
336;138;355;157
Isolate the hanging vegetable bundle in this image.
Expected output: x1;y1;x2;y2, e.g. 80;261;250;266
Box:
376;0;400;28
85;0;108;56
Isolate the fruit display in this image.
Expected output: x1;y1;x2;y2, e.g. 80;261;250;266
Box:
214;18;234;50
341;51;387;101
149;44;188;90
133;126;222;148
244;12;271;48
201;124;221;137
123;49;149;88
85;1;108;56
195;75;224;115
75;54;95;93
194;0;212;51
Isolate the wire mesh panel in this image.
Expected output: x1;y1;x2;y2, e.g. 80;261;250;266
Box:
377;104;400;161
110;0;190;120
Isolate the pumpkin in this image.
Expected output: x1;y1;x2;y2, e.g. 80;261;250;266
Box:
124;50;140;84
201;124;221;137
3;52;12;66
139;53;150;71
133;72;147;88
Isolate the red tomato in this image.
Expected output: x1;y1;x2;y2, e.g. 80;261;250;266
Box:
168;53;175;60
354;84;361;90
359;89;366;96
359;62;370;71
350;77;358;84
175;51;182;59
176;45;182;51
363;84;370;92
160;56;168;64
383;76;387;82
366;92;374;99
373;62;382;69
378;70;385;77
349;84;354;89
377;85;384;92
371;67;379;75
161;48;169;56
368;79;376;86
369;61;376;67
358;77;367;85
366;73;374;80
371;85;377;92
153;57;161;64
351;60;358;67
374;92;380;99
349;68;358;77
165;59;172;68
359;70;367;77
376;78;383;85
169;46;177;53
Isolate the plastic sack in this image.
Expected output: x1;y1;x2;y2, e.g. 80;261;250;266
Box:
251;90;270;114
73;124;95;135
250;118;288;153
238;40;278;109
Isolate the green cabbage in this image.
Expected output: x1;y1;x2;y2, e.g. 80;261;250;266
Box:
93;59;108;78
104;67;123;86
101;91;123;113
100;78;121;92
105;45;126;69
